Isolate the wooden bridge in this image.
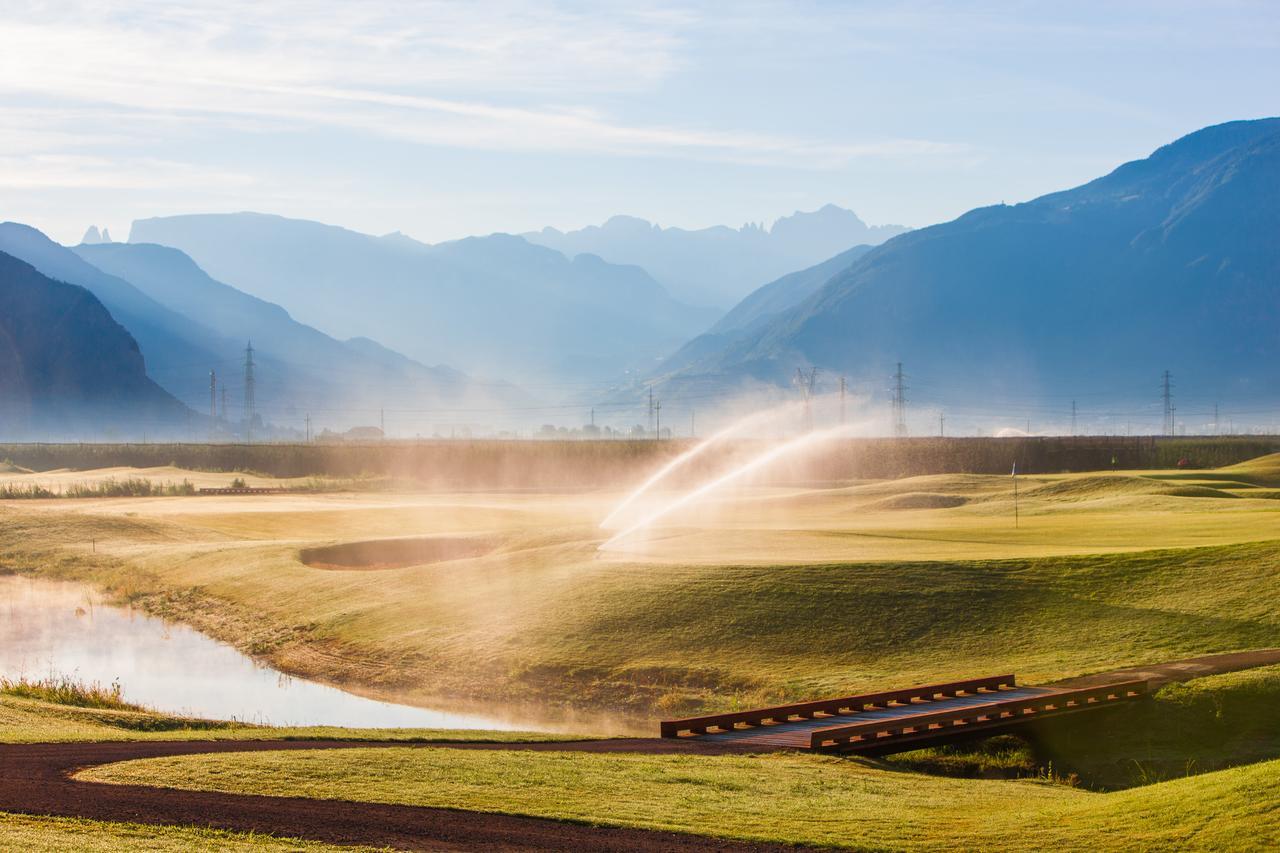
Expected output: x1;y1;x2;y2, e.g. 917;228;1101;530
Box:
661;674;1147;754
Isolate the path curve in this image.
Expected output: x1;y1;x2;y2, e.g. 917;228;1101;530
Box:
3;648;1277;850
0;739;796;852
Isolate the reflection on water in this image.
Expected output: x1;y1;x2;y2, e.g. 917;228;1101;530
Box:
0;574;517;730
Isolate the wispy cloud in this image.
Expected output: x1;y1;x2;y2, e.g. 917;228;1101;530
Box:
0;153;256;191
0;0;961;174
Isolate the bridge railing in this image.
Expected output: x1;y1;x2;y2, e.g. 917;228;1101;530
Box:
660;674;1016;738
808;679;1148;749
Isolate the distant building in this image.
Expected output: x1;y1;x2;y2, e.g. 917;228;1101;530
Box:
343;426;384;441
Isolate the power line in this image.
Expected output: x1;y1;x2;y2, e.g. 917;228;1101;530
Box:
794;367;819;431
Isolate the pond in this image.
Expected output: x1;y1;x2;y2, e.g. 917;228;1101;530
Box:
0;574;522;730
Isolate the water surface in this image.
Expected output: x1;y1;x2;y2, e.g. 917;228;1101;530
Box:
0;574;519;730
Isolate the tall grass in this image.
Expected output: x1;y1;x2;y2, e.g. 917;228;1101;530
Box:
0;478;198;499
0;676;145;711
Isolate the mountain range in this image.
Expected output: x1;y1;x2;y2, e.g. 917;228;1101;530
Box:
525;205;907;307
4;118;1277;438
653;118;1280;424
129;213;718;388
0;223;521;435
0;250;187;439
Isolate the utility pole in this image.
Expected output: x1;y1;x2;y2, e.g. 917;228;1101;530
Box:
243;341;256;443
1161;370;1174;436
654;400;662;440
1214;403;1220;436
590;407;595;428
939;412;945;437
1071;400;1077;436
648;386;655;439
839;375;847;426
891;362;907;438
305;413;311;443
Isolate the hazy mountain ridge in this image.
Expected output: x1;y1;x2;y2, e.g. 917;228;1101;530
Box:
128;213;717;387
73;241;523;431
526;205;907;307
654;118;1280;414
710;244;874;336
0;249;188;439
0;222;227;410
650;244;874;381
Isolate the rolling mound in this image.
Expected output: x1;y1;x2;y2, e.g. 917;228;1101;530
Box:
1220;452;1280;487
1019;475;1237;502
866;492;969;510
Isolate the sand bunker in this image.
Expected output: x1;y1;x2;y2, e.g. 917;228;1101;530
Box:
300;536;496;570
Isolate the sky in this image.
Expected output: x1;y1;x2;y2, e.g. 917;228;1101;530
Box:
2;0;1278;246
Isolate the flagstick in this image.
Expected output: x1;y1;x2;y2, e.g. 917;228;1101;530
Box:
1012;462;1019;529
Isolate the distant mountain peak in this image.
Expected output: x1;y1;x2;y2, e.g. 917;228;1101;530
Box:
655;117;1280;417
525;205;909;307
770;204;869;233
81;225;106;244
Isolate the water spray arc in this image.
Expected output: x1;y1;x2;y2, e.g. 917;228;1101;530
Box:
598;400;805;531
599;423;855;551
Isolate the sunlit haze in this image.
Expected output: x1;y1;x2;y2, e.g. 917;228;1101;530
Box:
3;1;1278;244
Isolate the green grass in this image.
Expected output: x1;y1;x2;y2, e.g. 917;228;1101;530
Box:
0;812;380;852
1038;664;1280;787
5;454;1280;849
2;458;1278;716
1;676;145;710
884;664;1280;787
80;746;1280;851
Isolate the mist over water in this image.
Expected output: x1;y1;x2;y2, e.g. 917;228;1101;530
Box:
0;574;522;730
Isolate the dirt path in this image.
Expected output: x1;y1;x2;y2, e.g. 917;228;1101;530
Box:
0;739;798;852
3;649;1277;851
1049;648;1280;689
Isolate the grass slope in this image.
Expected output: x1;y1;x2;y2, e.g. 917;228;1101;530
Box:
1;459;1277;716
83;747;1280;851
19;664;1279;851
0;812;375;852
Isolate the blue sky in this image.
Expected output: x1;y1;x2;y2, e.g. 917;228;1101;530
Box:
2;0;1277;246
